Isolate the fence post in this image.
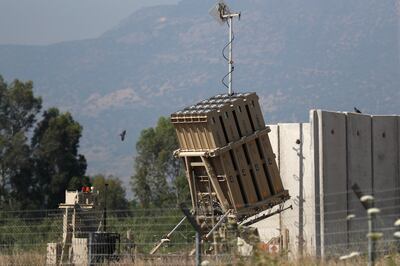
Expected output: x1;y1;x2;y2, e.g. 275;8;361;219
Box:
352;184;384;266
394;219;400;253
360;195;382;266
195;231;201;266
180;203;202;266
104;183;108;232
367;208;375;266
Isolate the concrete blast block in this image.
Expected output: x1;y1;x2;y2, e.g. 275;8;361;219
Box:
346;113;372;251
372;116;400;241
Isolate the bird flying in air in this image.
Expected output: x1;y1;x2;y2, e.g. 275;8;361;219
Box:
354;107;362;114
120;130;126;141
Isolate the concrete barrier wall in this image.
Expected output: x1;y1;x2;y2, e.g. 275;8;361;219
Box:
255;110;400;258
312;110;400;256
255;123;315;257
279;123;316;257
302;123;315;256
372;116;400;240
313;110;349;256
279;123;303;256
346;113;372;251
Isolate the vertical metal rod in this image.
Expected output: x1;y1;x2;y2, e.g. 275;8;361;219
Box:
395;219;400;253
368;212;372;266
104;183;109;232
228;16;233;96
179;203;202;265
207;174;217;254
195;231;201;266
88;233;92;264
368;212;376;266
298;124;304;256
372;230;376;265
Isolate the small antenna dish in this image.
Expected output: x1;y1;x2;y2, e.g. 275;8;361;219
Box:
209;0;231;25
209;0;241;96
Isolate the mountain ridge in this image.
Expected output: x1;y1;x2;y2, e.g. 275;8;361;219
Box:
0;0;398;188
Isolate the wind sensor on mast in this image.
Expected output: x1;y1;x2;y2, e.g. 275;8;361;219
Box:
209;0;241;96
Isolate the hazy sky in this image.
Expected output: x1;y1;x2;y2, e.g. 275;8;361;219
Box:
0;0;180;45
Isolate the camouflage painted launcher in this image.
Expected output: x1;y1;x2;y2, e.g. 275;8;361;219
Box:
171;92;289;220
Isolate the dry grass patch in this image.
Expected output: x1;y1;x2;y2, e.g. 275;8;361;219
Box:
0;252;45;266
0;252;398;265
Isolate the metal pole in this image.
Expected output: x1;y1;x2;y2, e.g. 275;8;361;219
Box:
207;174;217;254
104;183;108;232
241;205;292;226
179;204;202;266
354;192;382;266
205;210;231;240
298;126;304;257
149;216;187;255
195;231;201;266
228;16;233;96
367;211;372;266
368;210;379;266
394;219;400;253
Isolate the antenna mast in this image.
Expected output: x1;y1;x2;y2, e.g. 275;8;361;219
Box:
210;1;241;96
225;11;240;96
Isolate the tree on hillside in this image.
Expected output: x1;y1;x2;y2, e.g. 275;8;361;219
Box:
131;117;188;207
0;78;42;135
0;75;89;209
0;76;42;209
31;108;87;208
91;174;128;211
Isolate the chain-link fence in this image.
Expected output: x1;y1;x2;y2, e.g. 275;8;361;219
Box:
1;204;400;265
0;207;196;265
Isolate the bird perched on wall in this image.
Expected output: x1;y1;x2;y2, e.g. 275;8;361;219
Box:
354;107;362;114
120;130;126;141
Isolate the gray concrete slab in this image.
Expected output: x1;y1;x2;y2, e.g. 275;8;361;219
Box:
319;110;348;256
310;110;322;257
279;123;316;257
372;116;400;241
256;123;315;257
256;110;400;258
346;113;372;250
279;123;302;257
301;123;316;256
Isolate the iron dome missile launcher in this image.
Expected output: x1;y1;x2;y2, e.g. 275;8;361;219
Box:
171;92;290;223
